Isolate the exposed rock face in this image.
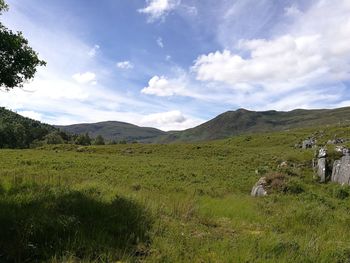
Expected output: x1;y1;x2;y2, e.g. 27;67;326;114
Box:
331;155;350;185
317;148;327;183
251;177;268;197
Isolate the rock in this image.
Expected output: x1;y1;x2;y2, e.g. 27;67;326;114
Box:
335;138;345;144
343;148;350;156
331;155;350;185
331;147;350;184
251;177;268;197
327;140;334;145
335;146;345;152
328;138;346;145
302;138;316;149
280;161;288;167
316;147;327;183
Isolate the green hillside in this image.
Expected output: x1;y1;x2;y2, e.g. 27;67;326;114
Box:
0;107;56;148
160;107;350;142
1;124;350;262
56;121;166;142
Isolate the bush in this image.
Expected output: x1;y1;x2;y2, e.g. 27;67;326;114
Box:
75;133;91;146
93;135;105;145
284;179;305;194
265;173;286;192
45;131;64;144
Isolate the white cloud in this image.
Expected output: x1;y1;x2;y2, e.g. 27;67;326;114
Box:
116;61;134;69
88;44;100;57
157;37;164;48
284;5;302;17
142;110;185;124
141;75;185;96
72;72;97;84
17;110;43;121
138;0;180;22
140;110;204;131
193;0;350;93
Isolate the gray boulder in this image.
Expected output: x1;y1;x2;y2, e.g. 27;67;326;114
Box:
316;148;327;182
331;154;350;185
251;177;268;197
302;138;316;149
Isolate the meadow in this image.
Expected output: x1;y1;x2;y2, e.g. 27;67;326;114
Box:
1;126;350;262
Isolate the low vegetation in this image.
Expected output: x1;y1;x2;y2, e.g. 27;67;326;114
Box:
1;124;350;262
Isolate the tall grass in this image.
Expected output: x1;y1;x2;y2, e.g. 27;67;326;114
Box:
1;125;350;261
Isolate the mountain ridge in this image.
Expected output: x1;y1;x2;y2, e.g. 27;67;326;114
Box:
3;106;350;144
157;107;350;142
56;121;166;142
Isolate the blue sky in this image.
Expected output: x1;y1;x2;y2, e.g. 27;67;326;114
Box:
1;0;350;130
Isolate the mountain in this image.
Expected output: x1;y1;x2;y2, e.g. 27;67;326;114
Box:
0;107;56;148
159;107;350;142
56;121;166;142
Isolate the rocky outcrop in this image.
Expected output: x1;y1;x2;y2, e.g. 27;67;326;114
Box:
331;149;350;185
327;138;346;145
302;138;316;149
316;148;327;183
251;177;268;197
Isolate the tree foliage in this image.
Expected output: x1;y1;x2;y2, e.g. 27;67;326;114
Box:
93;135;105;145
0;0;8;14
0;0;46;90
75;133;91;146
0;107;56;148
45;131;65;145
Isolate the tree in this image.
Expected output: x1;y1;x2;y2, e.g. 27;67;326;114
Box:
45;131;64;145
75;133;91;146
0;0;46;90
93;135;105;145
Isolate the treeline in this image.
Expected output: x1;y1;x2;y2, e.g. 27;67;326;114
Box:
44;132;132;146
0;107;55;148
45;132;106;146
0;107;128;149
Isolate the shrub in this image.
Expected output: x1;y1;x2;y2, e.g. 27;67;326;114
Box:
93;135;105;145
265;173;286;192
45;131;64;144
284;179;305;194
75;133;91;146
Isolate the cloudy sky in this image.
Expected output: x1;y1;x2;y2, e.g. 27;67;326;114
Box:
1;0;350;130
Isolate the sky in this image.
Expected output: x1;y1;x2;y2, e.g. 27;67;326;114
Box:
0;0;350;131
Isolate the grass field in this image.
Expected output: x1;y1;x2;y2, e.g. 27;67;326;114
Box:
1;126;350;262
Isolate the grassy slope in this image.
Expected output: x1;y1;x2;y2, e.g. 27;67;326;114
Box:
160;107;350;142
1;125;350;262
56;121;166;142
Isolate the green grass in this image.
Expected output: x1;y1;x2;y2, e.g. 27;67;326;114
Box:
1;125;350;262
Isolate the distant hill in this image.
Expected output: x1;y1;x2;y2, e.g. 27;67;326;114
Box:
3;106;350;146
56;121;166;142
159;107;350;142
0;107;56;148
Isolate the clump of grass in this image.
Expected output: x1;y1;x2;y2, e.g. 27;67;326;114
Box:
283;178;305;194
332;185;350;200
